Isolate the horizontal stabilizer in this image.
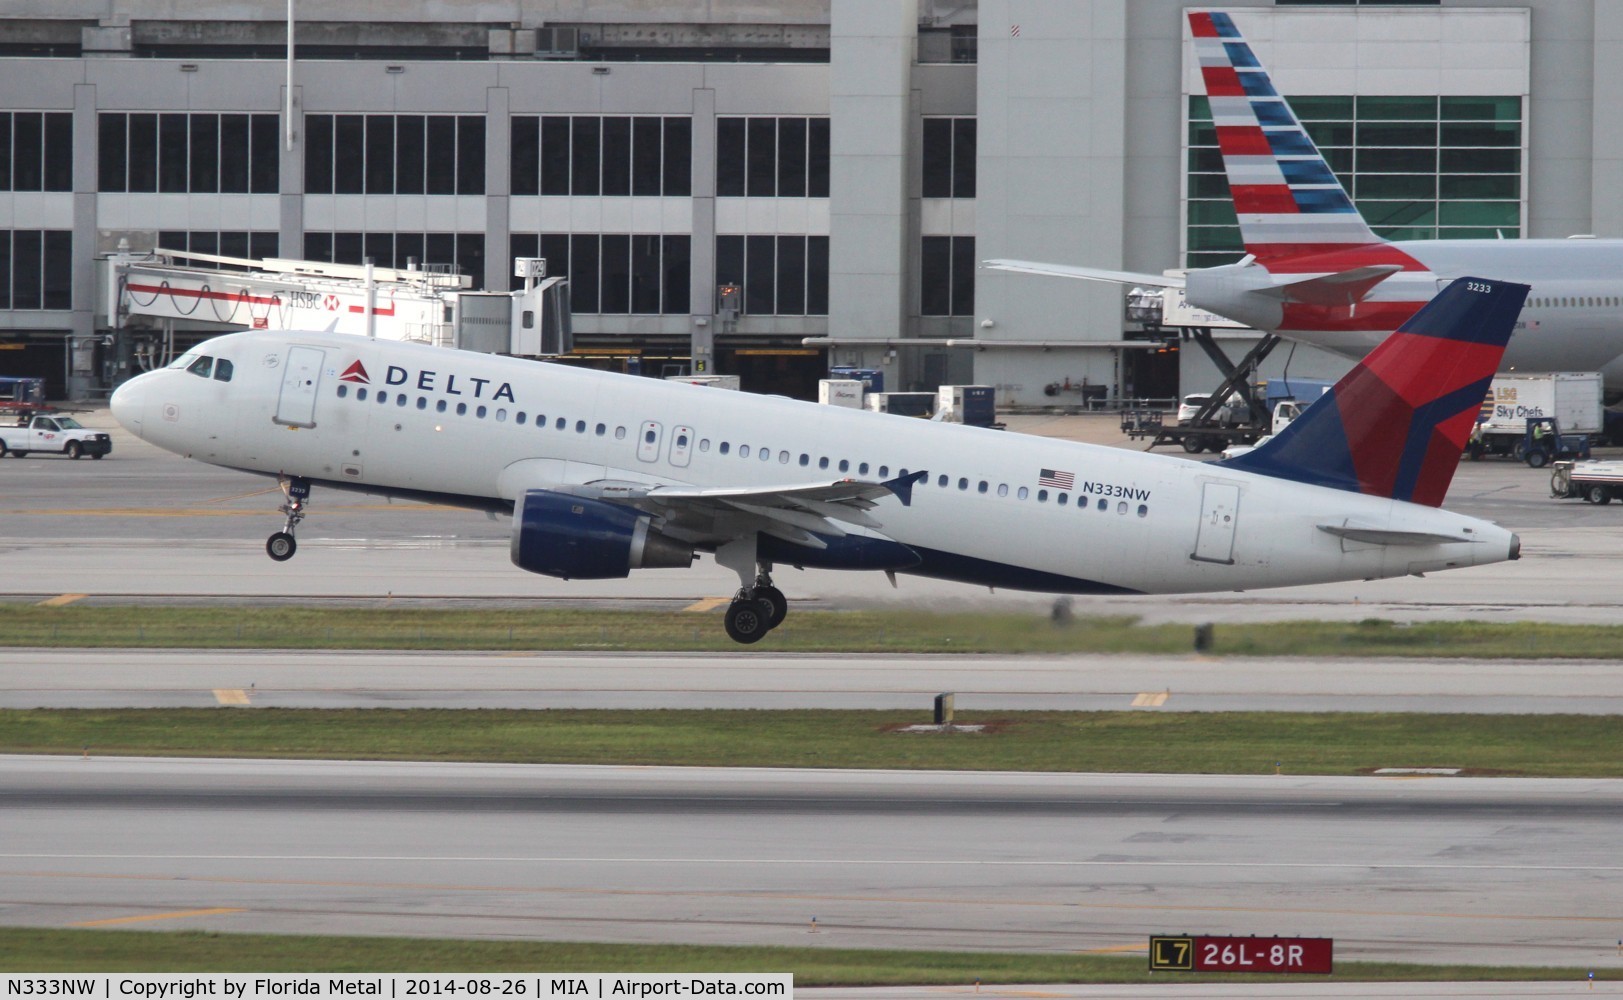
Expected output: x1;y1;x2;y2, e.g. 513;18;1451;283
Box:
1318;524;1474;547
1258;265;1403;306
982;259;1186;289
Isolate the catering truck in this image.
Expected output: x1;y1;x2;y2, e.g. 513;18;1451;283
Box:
1468;372;1603;461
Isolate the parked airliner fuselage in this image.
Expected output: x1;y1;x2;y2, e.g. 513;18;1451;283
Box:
111;329;1515;601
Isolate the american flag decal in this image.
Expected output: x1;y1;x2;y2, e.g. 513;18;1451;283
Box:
1039;468;1074;490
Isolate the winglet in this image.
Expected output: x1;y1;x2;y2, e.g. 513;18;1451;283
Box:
883;470;929;506
1220;277;1530;507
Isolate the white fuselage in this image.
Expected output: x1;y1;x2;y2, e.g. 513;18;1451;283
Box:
1187;240;1623;374
111;330;1517;596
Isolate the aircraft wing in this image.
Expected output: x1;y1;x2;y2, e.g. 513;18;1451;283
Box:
982;259;1187;288
565;471;928;549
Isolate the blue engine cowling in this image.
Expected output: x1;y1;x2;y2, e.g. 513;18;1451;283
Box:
511;490;694;580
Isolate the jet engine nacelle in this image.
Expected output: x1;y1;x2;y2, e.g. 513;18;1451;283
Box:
511;489;694;580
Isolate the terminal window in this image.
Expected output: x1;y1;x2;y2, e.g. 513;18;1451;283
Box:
511;115;691;197
511;233;691;316
305;114;483;196
0;229;73;310
714;234;828;316
98;112;278;194
1185;94;1522;268
305;231;484;290
922;117;976;199
715;117;830;198
1;113;72;192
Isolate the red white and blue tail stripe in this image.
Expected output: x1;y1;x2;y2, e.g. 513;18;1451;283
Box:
1220;277;1529;507
1190;10;1386;261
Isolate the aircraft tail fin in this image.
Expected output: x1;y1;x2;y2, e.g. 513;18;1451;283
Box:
1189;10;1385;260
1220;277;1529;507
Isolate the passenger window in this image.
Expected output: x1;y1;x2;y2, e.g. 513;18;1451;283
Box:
1138;504;1149;517
213;359;234;382
496;408;507;422
186;355;213;378
417;397;427;410
879;466;889;477
1117;501;1128;515
398;395;409;407
476;405;488;417
576;420;586;433
357;388;368;401
436;400;447;413
699;439;710;452
820;457;830;470
645;428;657;443
958;478;968;490
740;445;750;457
997;484;1008;497
1018;486;1029;500
595;423;606;436
337;384;348;399
937;474;948;488
779;451;790;464
536;414;546;426
456;402;467;416
838;459;849;472
720;442;730;455
1058;493;1068;506
556;417;566;430
977;481;988;494
859;462;869;475
1097;498;1107;511
799;454;809;467
616;426;627;440
760;449;772;462
517;411;527;425
378;392;389;405
1038;490;1048;502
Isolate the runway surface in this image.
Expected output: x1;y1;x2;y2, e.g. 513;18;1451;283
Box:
4;756;1622;970
4;648;1621;712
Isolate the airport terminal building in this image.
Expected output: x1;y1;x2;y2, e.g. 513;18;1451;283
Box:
0;0;1601;403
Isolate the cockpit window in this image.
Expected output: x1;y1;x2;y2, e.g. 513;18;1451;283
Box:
213;358;234;382
185;355;214;378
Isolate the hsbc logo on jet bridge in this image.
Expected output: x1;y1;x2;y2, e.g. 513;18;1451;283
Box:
383;364;517;403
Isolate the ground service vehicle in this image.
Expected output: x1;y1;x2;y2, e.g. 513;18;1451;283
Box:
0;414;112;459
1469;373;1604;461
1551;460;1623;504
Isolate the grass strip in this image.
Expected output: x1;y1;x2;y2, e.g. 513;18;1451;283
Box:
6;709;1621;776
6;604;1623;656
1;928;1609;981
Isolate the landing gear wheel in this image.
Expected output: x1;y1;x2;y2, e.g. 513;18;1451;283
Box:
751;585;788;629
1587;484;1611;505
66;441;81;460
724;599;771;644
266;531;298;561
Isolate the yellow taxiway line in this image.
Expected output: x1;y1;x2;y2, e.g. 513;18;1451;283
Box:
69;907;244;928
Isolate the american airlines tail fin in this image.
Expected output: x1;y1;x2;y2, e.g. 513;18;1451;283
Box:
1220;277;1529;507
1189;10;1385;260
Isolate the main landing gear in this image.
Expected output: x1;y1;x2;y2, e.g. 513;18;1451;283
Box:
716;535;789;644
267;476;311;562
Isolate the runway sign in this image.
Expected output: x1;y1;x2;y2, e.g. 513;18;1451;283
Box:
1149;935;1333;974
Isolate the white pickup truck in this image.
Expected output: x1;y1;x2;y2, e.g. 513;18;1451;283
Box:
0;413;113;459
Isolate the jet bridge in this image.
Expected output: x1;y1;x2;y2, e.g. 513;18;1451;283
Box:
99;248;571;379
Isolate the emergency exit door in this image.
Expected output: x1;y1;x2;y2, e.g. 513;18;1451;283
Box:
1191;482;1240;564
274;346;326;428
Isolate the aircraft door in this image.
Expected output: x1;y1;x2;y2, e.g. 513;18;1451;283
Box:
637;421;662;462
274;346;326;428
669;425;694;467
1191;482;1240;564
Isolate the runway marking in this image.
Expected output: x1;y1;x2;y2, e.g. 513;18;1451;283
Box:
1081;943;1146;954
682;597;730;613
36;593;87;607
212;689;251;705
68;907;244;928
1130;691;1169;707
10;868;1619;926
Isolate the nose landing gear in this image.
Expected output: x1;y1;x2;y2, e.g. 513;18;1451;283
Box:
267;476;311;562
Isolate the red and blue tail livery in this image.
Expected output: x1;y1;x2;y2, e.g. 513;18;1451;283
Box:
1222;277;1530;507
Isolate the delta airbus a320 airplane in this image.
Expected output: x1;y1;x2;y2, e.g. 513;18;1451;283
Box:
112;277;1525;644
990;10;1623;375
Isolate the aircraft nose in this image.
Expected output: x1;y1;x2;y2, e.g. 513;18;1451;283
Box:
109;375;149;438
